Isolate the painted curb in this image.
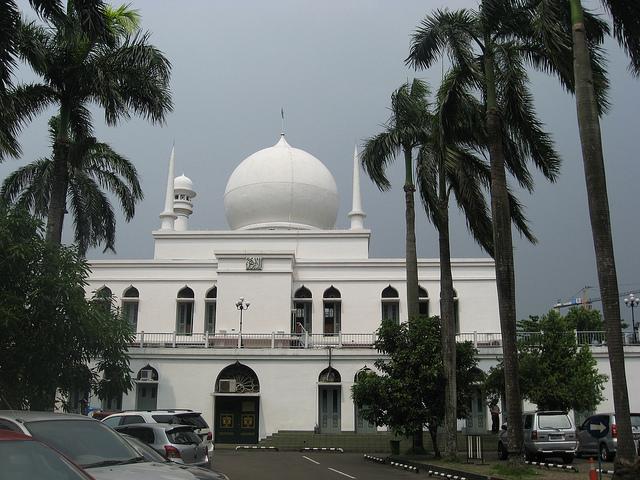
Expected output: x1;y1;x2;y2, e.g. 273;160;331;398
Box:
595;468;615;475
363;454;386;464
523;460;578;472
300;447;344;453
235;445;279;451
426;469;466;479
389;461;419;473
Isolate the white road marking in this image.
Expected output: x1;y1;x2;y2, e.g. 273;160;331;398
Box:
302;455;320;465
328;467;356;479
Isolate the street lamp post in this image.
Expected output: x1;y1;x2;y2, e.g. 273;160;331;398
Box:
624;293;639;344
236;297;250;347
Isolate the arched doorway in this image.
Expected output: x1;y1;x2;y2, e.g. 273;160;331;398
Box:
354;368;376;433
135;365;159;410
214;362;260;444
318;367;341;433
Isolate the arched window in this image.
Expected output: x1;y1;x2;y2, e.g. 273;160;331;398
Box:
318;367;341;383
205;287;217;333
418;286;429;317
122;286;139;331
94;286;113;313
293;286;312;334
135;365;159;410
381;285;400;323
323;286;341;335
216;362;260;393
354;367;376;433
176;286;195;335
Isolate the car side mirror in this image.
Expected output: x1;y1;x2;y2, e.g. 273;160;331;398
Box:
501;424;507;431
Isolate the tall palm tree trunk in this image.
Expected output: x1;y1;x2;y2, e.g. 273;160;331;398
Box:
404;147;419;320
438;163;457;459
45;109;70;245
570;0;636;467
483;40;524;456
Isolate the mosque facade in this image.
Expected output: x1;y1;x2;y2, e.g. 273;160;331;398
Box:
85;135;639;444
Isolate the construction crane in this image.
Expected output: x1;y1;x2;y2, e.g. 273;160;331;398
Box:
553;286;639;310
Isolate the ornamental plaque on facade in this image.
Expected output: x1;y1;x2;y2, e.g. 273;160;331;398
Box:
245;256;263;271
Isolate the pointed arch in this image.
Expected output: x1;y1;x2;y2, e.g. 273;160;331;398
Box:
381;285;400;323
293;286;313;334
318;367;341;383
294;286;312;299
323;286;341;335
204;286;217;333
176;286;195;334
215;362;260;393
418;285;429;317
122;286;139;330
135;365;158;410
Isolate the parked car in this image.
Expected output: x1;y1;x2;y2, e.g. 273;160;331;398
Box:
498;411;577;463
115;423;208;466
576;413;640;461
120;433;229;480
0;429;95;479
101;410;212;456
0;411;202;480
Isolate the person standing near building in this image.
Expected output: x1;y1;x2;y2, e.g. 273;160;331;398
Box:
490;401;501;433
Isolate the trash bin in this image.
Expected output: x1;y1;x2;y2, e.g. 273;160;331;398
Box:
390;440;400;455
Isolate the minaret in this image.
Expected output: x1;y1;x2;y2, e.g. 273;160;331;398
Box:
159;146;177;230
348;144;366;229
173;174;196;231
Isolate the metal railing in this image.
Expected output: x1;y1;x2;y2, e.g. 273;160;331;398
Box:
129;330;637;349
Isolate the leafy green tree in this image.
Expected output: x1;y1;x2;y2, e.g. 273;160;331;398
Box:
485;310;606;412
14;3;171;246
407;1;561;455
565;307;604;331
351;317;483;456
0;204;134;410
2;116;143;255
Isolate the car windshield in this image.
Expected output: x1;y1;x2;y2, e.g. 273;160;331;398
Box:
167;428;202;445
538;413;572;429
175;413;208;429
0;440;89;479
26;419;142;468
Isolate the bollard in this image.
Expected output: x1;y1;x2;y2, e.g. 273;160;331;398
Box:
588;457;597;480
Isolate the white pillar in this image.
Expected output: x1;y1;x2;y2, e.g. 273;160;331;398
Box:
348;145;366;229
159;146;177;230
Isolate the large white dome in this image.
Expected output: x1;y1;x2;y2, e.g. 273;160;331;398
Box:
224;135;339;230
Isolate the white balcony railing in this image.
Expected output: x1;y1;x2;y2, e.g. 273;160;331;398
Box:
129;330;636;350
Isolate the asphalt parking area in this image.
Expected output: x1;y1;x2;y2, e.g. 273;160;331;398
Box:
213;450;422;480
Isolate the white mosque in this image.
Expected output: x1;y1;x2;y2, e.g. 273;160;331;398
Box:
85;134;639;445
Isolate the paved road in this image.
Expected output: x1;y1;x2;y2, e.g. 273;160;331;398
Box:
213;451;421;480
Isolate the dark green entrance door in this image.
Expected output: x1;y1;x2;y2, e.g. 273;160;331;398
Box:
215;396;259;444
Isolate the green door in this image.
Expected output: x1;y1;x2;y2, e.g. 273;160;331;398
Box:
215;396;259;444
319;386;341;433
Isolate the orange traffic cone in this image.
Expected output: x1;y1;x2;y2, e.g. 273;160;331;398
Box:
588;457;597;480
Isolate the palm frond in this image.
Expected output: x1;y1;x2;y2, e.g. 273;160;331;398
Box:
407;8;480;71
603;0;640;76
1;158;52;216
360;131;401;191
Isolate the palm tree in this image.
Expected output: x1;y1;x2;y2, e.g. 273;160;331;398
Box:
14;2;171;246
0;1;107;160
2;116;142;256
523;0;640;469
416;68;538;459
361;79;430;326
407;2;561;455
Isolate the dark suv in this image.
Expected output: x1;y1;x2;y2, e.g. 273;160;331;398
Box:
498;411;577;463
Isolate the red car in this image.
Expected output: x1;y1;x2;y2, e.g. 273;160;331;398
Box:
0;430;94;479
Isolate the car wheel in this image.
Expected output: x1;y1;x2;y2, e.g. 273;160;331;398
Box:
498;442;508;460
600;444;613;462
562;453;574;464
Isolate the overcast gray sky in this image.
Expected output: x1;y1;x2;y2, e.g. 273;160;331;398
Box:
3;0;639;320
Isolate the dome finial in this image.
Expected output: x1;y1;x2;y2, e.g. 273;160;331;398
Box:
280;107;285;136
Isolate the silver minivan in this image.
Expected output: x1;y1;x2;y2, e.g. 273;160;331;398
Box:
499;411;577;463
576;413;640;461
115;423;209;467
